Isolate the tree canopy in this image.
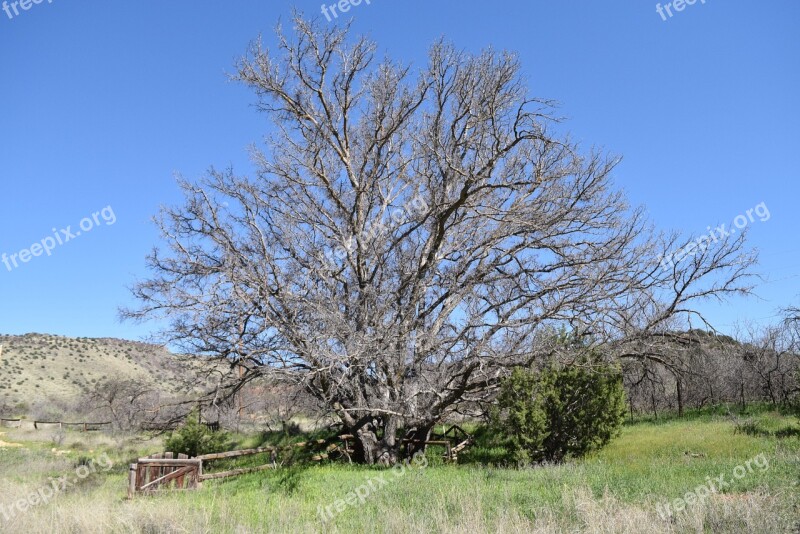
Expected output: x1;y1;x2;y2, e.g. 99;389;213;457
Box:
124;15;755;464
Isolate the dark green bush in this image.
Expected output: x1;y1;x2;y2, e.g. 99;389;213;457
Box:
493;361;626;464
165;412;228;457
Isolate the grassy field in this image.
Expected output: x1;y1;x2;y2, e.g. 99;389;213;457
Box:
0;407;798;533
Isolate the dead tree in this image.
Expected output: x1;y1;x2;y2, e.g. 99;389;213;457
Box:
124;15;756;464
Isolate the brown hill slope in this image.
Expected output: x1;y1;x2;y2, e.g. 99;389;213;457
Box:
0;333;190;412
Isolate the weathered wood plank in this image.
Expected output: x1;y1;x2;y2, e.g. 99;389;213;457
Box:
197;447;275;461
199;463;275;480
175;453;188;487
149;453;162;485
128;464;137;499
136;459;202;467
164;452;174;487
140;465;197;491
135;464;145;492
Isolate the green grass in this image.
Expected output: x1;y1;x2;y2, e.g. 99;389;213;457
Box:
1;409;798;533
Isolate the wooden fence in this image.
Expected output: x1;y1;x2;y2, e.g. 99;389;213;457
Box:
128;427;473;497
128;453;201;498
128;437;353;497
196;447;278;480
433;424;474;462
400;425;474;462
128;447;277;497
0;418;111;431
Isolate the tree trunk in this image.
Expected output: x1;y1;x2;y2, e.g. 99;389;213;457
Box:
740;382;746;410
676;378;684;417
353;426;379;464
350;416;401;465
378;417;400;466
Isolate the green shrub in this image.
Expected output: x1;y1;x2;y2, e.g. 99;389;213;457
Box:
165;412;228;457
493;360;626;464
733;419;767;437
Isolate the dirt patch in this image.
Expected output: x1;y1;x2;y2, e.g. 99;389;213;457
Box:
0;432;22;448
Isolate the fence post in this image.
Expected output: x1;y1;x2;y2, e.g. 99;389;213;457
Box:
128;464;138;499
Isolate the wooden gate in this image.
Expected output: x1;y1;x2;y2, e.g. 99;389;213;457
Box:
128;453;201;498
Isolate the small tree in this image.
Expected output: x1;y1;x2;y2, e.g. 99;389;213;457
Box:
165;411;228;457
86;378;161;431
494;361;626;464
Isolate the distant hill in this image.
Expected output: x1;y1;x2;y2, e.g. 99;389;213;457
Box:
0;333;190;411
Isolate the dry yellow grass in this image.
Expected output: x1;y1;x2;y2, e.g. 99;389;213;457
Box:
1;481;793;534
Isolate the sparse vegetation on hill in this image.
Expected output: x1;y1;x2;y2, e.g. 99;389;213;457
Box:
0;334;199;420
0;333;317;435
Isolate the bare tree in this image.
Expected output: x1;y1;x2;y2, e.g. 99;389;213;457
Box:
124;15;755;464
741;311;800;406
620;312;800;417
87;378;163;431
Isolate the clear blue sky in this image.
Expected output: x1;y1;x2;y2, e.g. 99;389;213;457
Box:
0;0;798;341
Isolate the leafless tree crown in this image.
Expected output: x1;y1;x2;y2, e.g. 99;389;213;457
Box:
124;15;755;463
